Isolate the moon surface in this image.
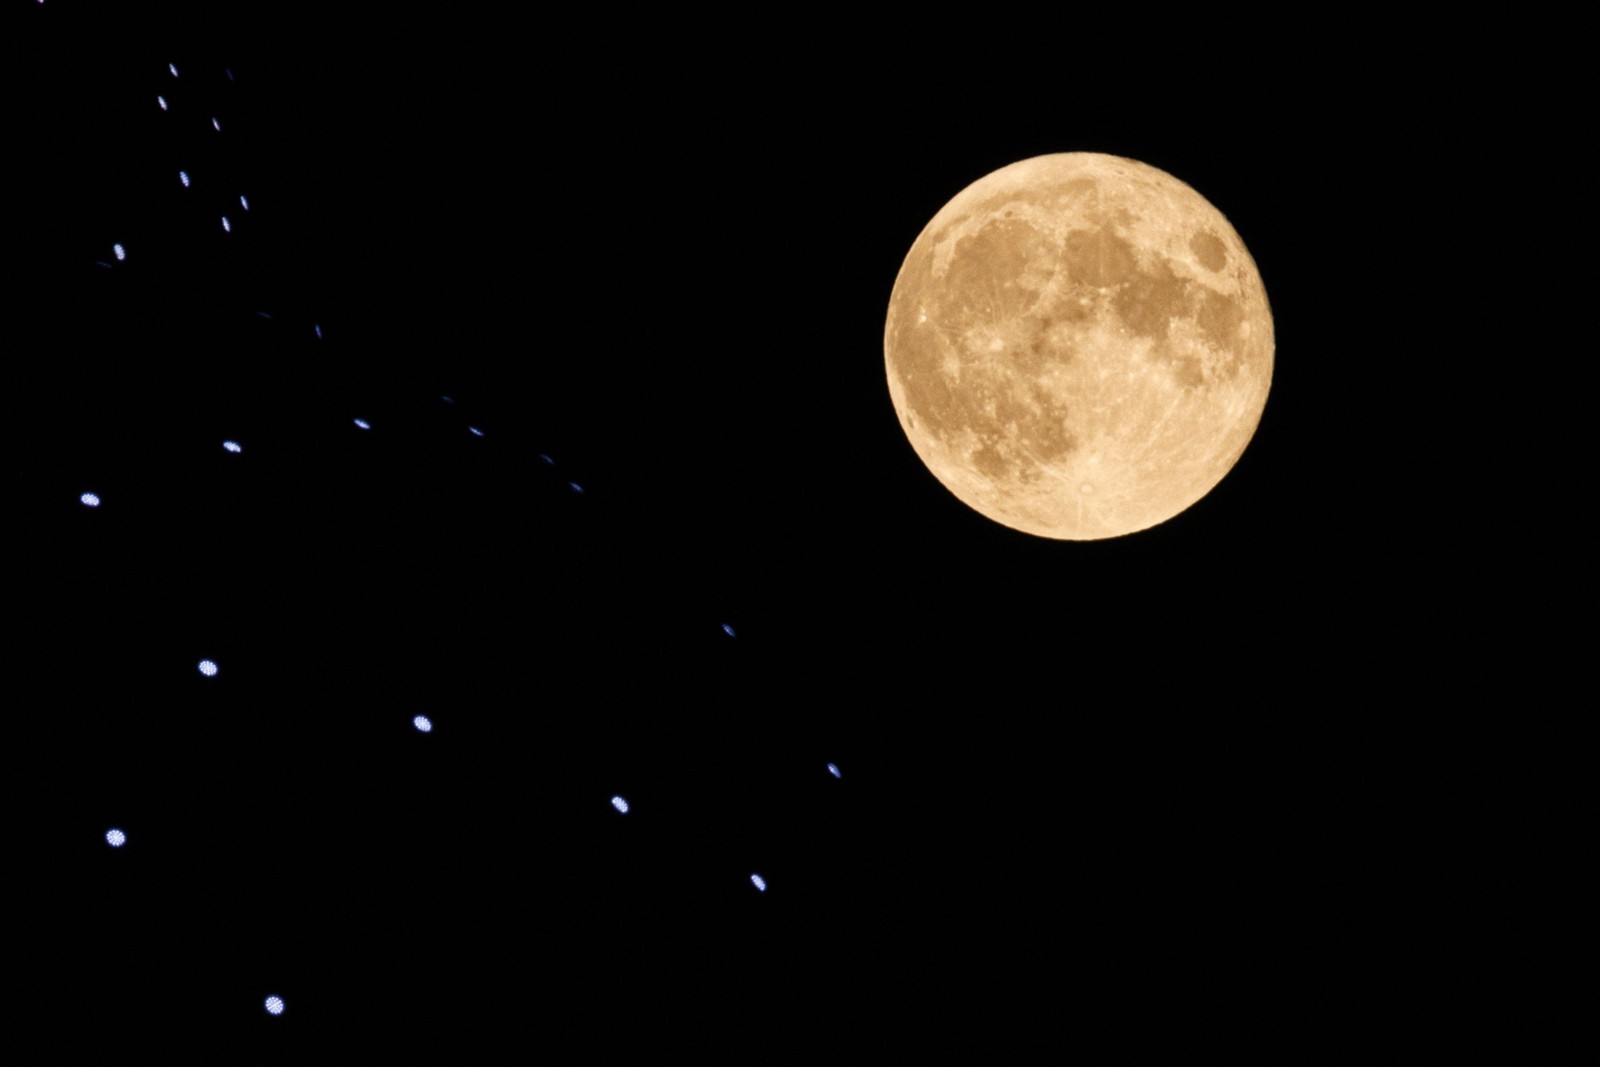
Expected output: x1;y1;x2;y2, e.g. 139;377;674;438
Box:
884;153;1273;540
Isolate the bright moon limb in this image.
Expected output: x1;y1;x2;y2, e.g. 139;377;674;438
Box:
884;152;1273;540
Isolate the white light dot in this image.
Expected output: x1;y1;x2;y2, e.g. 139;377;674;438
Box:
353;418;371;430
168;63;179;78
240;194;250;211
722;623;736;638
750;874;767;892
539;454;553;465
611;796;629;814
105;829;126;847
221;216;231;232
179;170;190;187
197;659;218;677
212;117;221;132
469;426;484;437
157;95;168;111
569;482;584;494
827;762;841;779
264;996;284;1016
413;715;432;733
113;243;126;261
80;492;100;507
223;440;242;453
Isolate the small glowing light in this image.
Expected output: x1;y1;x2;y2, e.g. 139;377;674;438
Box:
611;796;629;814
255;311;272;320
113;243;126;261
105;829;126;847
569;482;584;494
223;440;242;453
413;715;432;733
722;623;736;638
211;117;221;131
198;659;218;677
168;63;179;78
539;454;554;465
221;216;231;232
827;762;841;779
313;324;322;339
225;67;234;81
240;194;249;210
750;874;767;892
264;996;285;1016
440;395;454;404
469;427;484;437
80;492;101;507
157;95;168;111
353;418;371;430
179;170;191;187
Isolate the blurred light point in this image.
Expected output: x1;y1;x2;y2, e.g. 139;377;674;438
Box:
353;418;371;430
105;829;126;847
80;492;101;507
221;216;231;232
212;117;221;131
413;715;432;733
722;623;736;638
113;243;126;260
223;441;242;453
198;659;218;677
168;63;179;77
469;427;484;437
264;996;284;1016
827;762;841;779
611;796;629;814
157;95;168;111
751;874;767;892
240;194;250;210
179;170;190;187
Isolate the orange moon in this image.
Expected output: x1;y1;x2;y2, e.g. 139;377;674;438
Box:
884;152;1274;540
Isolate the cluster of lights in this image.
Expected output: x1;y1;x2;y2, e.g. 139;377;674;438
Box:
63;45;784;1028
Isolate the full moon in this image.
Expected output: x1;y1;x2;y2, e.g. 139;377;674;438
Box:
884;152;1273;540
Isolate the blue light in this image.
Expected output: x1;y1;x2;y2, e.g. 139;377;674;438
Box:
221;216;231;232
440;395;454;404
611;796;629;814
539;454;553;465
105;829;126;848
168;63;179;78
750;874;767;892
469;427;484;437
113;243;126;261
212;117;221;132
157;96;168;111
179;170;190;187
198;659;219;677
223;441;242;453
569;483;583;494
264;996;284;1016
240;195;250;211
413;715;432;733
722;623;736;638
827;762;841;779
80;492;101;507
353;418;371;430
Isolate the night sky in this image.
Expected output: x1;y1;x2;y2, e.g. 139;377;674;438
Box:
10;6;1477;1055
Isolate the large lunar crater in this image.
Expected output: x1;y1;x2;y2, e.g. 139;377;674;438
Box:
884;153;1274;540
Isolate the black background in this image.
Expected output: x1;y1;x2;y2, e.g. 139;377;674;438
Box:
7;4;1510;1056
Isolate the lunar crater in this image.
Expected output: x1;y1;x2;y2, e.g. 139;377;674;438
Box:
886;153;1273;540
